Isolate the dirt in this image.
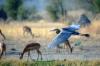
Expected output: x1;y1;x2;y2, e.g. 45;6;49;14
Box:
1;37;100;61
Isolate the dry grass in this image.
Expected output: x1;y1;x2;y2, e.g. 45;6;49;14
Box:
0;21;65;40
0;20;100;41
80;20;100;37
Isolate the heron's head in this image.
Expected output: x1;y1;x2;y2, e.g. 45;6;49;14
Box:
50;28;60;31
50;28;61;34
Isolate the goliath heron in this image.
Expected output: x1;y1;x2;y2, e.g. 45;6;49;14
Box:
48;24;89;53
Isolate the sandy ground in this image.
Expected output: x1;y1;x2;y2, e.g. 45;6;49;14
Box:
1;36;100;61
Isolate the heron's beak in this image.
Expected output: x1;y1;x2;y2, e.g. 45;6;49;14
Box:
49;29;57;32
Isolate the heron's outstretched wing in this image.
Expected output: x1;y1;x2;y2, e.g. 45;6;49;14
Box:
48;30;71;48
62;25;80;31
48;24;80;48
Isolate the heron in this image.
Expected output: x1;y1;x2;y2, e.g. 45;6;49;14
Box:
48;24;90;53
49;28;72;52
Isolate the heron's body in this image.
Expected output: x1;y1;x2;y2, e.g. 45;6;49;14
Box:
48;28;79;48
48;24;89;52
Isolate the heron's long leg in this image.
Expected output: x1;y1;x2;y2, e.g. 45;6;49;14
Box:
56;45;61;53
65;40;73;53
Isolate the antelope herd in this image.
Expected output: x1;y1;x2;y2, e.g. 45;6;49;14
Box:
0;26;42;60
0;25;90;61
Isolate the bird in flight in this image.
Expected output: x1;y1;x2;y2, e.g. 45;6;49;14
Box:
48;24;90;52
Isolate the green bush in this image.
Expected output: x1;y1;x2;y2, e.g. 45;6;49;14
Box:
93;0;100;12
4;0;23;20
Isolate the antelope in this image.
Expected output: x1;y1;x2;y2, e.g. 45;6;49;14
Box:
0;29;6;59
0;42;6;59
20;42;42;61
0;29;6;40
23;26;34;38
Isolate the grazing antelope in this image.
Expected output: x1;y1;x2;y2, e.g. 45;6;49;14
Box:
23;26;34;38
20;42;42;61
0;42;6;59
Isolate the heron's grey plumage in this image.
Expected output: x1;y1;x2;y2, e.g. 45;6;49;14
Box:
48;24;80;48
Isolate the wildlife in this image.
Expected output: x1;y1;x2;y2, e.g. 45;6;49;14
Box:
48;24;90;53
0;29;6;59
50;28;72;53
23;26;34;38
0;42;6;59
20;42;42;60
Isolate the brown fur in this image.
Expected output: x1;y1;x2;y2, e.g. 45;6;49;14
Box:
0;43;6;59
23;26;34;38
20;43;42;60
0;29;6;40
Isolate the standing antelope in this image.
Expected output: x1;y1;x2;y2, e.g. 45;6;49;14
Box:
0;29;6;40
0;42;6;59
0;29;6;59
20;42;42;61
23;26;34;38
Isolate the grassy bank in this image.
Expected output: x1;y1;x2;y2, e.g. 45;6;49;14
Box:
0;59;100;66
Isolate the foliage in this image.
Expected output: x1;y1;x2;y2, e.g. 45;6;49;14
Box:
0;8;7;21
25;6;37;20
17;5;27;20
94;0;100;12
17;5;37;20
90;0;100;12
4;0;23;20
46;0;67;21
46;5;59;21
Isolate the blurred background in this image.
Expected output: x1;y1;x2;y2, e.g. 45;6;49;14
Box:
0;0;100;60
